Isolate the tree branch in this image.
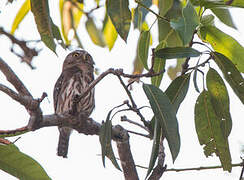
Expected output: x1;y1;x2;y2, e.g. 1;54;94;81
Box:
115;125;139;180
0;27;38;69
148;137;166;180
0;57;32;96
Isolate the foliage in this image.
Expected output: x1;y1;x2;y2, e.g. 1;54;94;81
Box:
1;0;244;179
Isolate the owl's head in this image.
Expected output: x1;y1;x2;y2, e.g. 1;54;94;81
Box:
63;50;94;70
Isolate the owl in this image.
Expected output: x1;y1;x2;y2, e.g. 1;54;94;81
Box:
53;50;95;158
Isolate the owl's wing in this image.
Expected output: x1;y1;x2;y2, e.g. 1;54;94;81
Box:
53;73;64;112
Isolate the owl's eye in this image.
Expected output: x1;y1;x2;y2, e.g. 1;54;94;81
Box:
72;53;79;57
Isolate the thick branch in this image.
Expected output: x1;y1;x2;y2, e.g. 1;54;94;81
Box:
115;125;139;180
0;84;38;110
0;58;32;96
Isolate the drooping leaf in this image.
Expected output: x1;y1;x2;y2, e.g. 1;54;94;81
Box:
200;25;244;72
50;19;65;49
206;68;232;137
106;0;131;42
143;84;180;162
59;0;83;45
165;73;191;113
199;0;244;8
138;30;150;70
193;68;200;93
212;52;244;104
11;0;30;34
151;41;166;87
170;0;199;45
159;0;173;16
133;0;152;29
146;116;161;178
103;14;118;50
155;47;201;59
85;17;106;47
30;0;56;53
194;90;232;172
99;110;121;171
211;8;236;29
0;144;51;179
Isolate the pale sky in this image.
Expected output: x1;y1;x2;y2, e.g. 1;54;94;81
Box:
0;1;244;180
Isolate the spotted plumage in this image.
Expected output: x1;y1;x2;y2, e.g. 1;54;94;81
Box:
53;50;95;158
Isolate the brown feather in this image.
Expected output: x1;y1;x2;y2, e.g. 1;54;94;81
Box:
53;50;95;157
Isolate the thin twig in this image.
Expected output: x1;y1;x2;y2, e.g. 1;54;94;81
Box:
127;130;150;138
121;115;148;131
0;27;38;69
166;163;243;172
135;0;169;23
135;162;244;172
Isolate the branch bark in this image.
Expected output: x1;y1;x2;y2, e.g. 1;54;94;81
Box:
0;57;140;180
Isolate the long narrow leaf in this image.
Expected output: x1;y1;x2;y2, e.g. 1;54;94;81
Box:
195;90;232;172
200;25;244;72
106;0;131;42
212;52;244;104
155;47;201;59
165;73;191;113
11;0;30;34
0;144;50;179
146;116;161;178
30;0;56;53
138;30;150;70
143;84;180;162
206;68;232;137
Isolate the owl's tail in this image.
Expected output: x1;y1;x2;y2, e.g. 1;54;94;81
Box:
57;127;72;158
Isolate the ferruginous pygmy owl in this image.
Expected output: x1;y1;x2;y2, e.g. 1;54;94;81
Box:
53;50;95;158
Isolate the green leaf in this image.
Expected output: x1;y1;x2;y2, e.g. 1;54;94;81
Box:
158;0;182;46
0;144;51;180
155;47;201;59
201;0;244;8
85;17;106;47
201;14;215;26
200;25;244;72
143;84;180;162
158;0;173;17
133;0;152;29
194;90;232;172
170;0;199;45
138;30;150;70
206;68;232;137
106;0;131;42
103;14;118;50
151;41;166;87
212;52;244;104
11;0;30;34
50;19;65;49
211;8;236;29
224;0;244;7
193;68;200;93
146;116;161;178
165;73;191;113
167;58;184;80
99;111;121;171
30;0;56;53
